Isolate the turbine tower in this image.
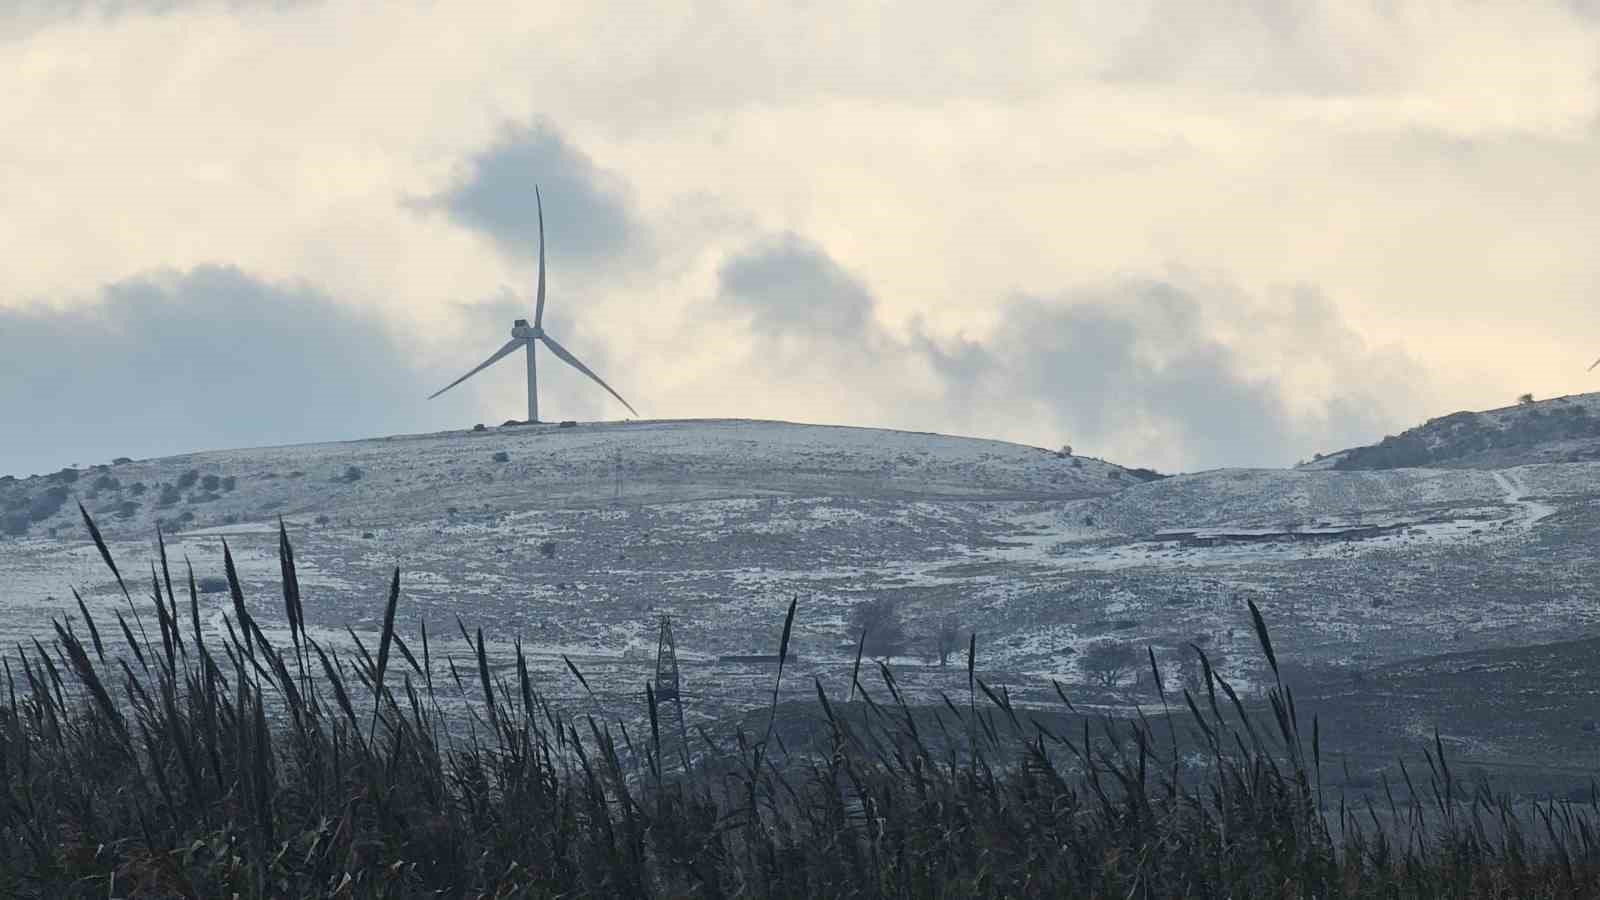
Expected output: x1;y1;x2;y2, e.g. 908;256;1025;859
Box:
429;186;639;423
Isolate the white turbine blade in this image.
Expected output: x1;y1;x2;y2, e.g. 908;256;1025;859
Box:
1589;354;1600;372
428;339;523;400
533;185;547;328
539;334;639;417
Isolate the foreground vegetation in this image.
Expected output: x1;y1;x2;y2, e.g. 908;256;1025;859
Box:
3;510;1600;897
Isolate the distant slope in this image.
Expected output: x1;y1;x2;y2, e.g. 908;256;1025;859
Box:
1306;393;1600;471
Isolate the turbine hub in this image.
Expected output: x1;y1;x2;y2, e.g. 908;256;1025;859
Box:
511;320;542;339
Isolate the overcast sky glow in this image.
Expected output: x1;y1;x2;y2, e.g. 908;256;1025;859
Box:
3;1;1599;477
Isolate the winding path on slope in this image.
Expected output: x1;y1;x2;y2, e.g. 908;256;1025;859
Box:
1492;468;1557;532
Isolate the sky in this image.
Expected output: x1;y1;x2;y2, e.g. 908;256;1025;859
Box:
3;1;1600;477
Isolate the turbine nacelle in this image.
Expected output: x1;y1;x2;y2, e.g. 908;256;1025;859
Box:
511;319;543;340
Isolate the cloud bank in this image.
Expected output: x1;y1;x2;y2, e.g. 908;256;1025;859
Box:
713;236;1423;471
0;266;459;476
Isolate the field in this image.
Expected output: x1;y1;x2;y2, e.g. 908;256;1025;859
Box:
4;520;1600;896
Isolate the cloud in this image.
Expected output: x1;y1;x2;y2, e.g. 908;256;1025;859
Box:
717;234;876;338
425;122;643;267
929;284;1421;471
710;235;1425;471
0;265;466;477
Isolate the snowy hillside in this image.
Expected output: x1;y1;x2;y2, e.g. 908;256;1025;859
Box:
1306;391;1600;470
6;415;1600;782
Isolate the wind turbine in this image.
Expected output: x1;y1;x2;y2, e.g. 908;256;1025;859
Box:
429;186;639;424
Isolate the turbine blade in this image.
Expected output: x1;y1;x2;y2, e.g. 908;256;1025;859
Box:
539;334;639;417
1589;355;1600;372
428;339;524;400
533;185;547;328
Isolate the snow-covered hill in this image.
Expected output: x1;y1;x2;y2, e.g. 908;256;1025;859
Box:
6;415;1600;781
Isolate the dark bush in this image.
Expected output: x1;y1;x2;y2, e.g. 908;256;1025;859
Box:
177;469;200;489
114;500;138;519
848;596;907;659
200;474;220;492
538;539;558;558
111;456;132;465
334;465;363;484
1081;640;1139;687
492;451;510;463
1;512;28;536
197;576;229;594
157;485;182;507
128;482;147;496
52;467;80;484
220;476;237;491
27;485;69;522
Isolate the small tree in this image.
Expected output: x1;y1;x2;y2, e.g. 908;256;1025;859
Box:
930;614;963;667
1081;641;1139;688
849;597;907;660
1518;393;1535;405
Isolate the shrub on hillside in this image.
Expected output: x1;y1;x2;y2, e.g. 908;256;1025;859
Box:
177;469;200;489
1080;640;1139;688
27;485;69;523
849;596;907;659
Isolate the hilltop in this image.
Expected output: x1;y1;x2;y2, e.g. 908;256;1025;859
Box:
0;418;1131;540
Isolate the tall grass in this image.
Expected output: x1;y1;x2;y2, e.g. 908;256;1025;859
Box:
1;508;1599;896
